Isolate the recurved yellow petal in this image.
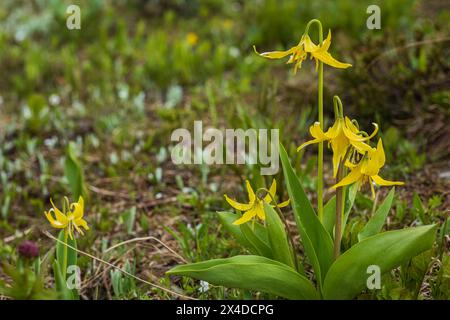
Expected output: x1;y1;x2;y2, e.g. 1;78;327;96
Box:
321;30;332;52
332;167;363;189
224;194;253;212
245;180;256;204
232;207;258;225
253;45;297;59
276;199;290;208
75;217;89;231
343;117;378;142
311;49;352;69
303;35;318;52
263;179;277;203
50;199;68;224
297;122;328;151
255;201;265;220
45;210;68;228
372;174;404;186
71;196;84;220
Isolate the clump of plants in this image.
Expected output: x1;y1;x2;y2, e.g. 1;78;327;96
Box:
167;19;440;300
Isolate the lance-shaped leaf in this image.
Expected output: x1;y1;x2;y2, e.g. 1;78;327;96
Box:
240;222;272;258
167;255;318;300
217;212;259;255
279;144;334;286
64;142;87;200
264;203;295;268
358;187;395;241
323;224;437;299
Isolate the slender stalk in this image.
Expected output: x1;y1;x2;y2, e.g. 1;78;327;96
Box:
305;19;324;222
334;161;345;259
62;228;68;279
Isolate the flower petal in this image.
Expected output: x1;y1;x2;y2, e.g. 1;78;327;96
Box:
374;139;386;168
343;117;379;142
50;199;68;224
245;180;256;204
75;218;89;231
224;194;253;211
255;201;265;220
303;35;318;52
311;49;352;69
45;210;67;228
276;199;290;208
232;207;258;225
71;196;84;220
253;45;297;59
371;174;404;186
321;30;332;52
332;167;363;189
263;179;277;203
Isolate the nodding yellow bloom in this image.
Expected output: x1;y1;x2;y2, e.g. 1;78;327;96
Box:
44;196;89;239
254;31;352;74
298;116;378;177
224;179;290;225
332;139;404;197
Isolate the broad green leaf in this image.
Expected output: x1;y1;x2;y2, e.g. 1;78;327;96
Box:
323;224;437;299
279;144;334;285
264;203;295;268
323;184;357;237
217;211;259;255
64;142;86;200
56;230;77;279
167;255;318;300
240;223;272;258
358;188;395;241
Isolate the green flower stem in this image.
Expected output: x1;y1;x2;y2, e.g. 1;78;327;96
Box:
305;19;324;222
62;228;68;279
334;161;345;259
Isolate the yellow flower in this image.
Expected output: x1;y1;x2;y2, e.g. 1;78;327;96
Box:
44;196;89;239
224;179;290;225
332;139;404;196
254;31;352;74
298;116;378;177
186;32;199;46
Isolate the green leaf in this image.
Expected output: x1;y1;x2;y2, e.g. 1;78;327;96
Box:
122;206;137;235
240;222;272;258
217;211;259;255
56;230;77;278
323;224;437;300
412;192;427;224
264;203;295;268
167;255;318;300
279;143;333;286
52;260;74;300
64;142;86;200
358;188;395;241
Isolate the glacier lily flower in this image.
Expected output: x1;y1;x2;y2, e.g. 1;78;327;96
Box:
254;30;352;74
44;196;89;239
224;179;290;225
298;116;378;177
332;139;404;197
